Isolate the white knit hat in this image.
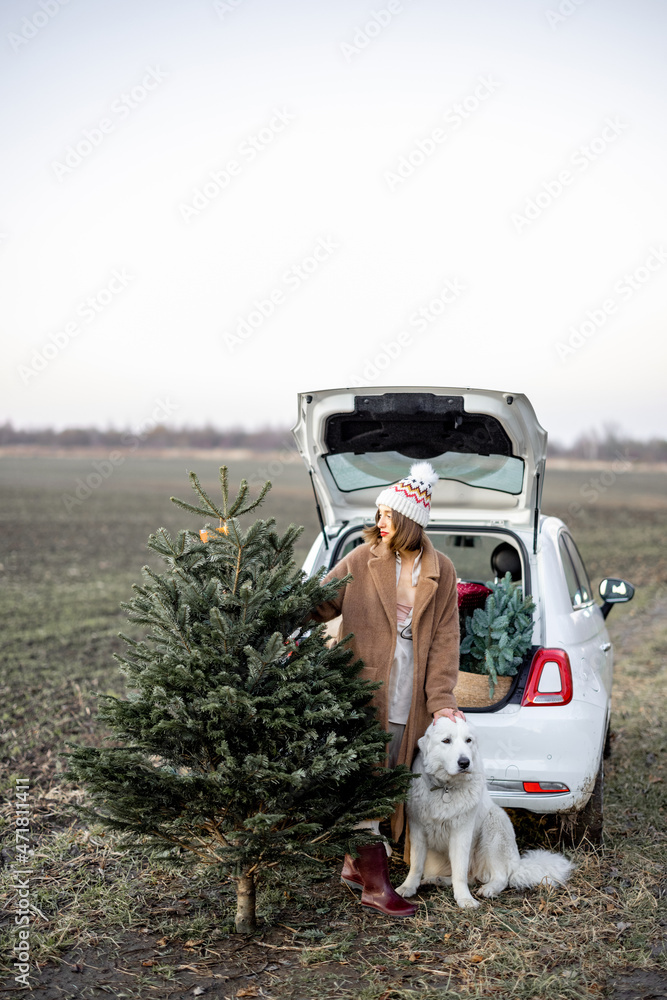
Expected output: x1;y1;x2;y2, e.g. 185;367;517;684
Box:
375;462;439;527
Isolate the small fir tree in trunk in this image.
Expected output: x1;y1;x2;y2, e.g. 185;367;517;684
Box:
65;468;411;933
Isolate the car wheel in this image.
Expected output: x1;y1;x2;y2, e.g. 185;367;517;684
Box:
559;760;604;846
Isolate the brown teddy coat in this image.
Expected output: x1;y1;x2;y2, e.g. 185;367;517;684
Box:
309;533;460;854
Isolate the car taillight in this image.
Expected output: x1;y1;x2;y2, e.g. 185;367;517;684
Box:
523;781;570;793
521;648;573;706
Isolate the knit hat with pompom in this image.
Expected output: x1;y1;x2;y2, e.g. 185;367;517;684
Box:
375;461;439;527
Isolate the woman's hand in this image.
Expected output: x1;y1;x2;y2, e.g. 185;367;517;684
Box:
432;707;466;724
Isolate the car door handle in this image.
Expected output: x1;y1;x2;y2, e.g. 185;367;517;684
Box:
600;642;611;651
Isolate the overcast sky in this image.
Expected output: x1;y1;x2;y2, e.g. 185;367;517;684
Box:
2;0;666;444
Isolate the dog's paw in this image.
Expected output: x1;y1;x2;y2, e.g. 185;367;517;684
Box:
396;881;419;898
455;895;480;909
476;882;504;899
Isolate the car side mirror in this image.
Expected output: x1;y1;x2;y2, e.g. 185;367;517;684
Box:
599;578;635;619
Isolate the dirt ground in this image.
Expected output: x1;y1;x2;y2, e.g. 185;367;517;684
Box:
23;900;667;1000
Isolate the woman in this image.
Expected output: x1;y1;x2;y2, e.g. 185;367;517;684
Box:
310;462;464;917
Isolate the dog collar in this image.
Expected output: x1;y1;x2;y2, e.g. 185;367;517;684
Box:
426;776;450;793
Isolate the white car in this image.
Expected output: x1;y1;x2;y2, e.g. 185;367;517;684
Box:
291;386;634;843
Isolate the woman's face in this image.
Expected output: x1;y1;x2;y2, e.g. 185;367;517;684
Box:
377;505;396;544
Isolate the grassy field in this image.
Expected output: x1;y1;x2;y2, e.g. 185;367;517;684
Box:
1;453;666;999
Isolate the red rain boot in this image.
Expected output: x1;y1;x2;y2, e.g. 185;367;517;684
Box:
341;853;364;891
352;843;417;918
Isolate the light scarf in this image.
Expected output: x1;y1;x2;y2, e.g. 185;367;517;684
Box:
387;549;422;724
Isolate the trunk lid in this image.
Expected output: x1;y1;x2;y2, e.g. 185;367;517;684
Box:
291;387;547;529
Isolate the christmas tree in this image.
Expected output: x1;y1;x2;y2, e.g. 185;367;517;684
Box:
65;468;411;933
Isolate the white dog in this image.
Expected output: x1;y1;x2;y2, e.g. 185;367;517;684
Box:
396;717;574;909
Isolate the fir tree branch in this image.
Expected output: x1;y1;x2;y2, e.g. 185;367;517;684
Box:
143;591;193;653
228;479;249;517
170;496;219;518
308;831;333;844
229;478;272;518
189;471;225;517
226;515;243;552
219;465;229;511
196;823;230;849
146;828;226;864
232;544;243;596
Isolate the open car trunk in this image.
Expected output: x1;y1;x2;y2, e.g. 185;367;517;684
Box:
292;386;548;533
293;387;546;708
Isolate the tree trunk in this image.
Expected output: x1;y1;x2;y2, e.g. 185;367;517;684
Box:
235;872;257;934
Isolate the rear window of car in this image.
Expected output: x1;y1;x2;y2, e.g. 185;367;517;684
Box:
325;450;525;495
431;532;523;584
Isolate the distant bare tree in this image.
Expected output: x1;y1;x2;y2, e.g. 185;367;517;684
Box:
2;421;666;461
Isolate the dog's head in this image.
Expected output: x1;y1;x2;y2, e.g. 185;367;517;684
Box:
417;716;479;780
